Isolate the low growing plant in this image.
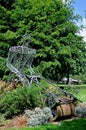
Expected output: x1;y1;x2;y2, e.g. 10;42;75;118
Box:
75;106;86;117
0;85;42;118
0;113;5;126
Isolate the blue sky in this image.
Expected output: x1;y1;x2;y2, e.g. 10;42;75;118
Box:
73;0;86;41
74;0;86;18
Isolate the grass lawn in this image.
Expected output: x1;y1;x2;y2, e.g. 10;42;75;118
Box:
58;84;86;102
75;88;86;102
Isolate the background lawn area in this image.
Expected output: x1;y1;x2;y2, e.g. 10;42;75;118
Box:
58;84;86;102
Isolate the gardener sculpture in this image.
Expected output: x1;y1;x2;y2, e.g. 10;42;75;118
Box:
7;34;39;86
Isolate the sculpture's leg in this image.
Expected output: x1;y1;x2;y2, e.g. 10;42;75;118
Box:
7;64;30;86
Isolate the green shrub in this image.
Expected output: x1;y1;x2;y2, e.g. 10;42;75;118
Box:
80;74;86;84
0;57;9;79
72;74;86;84
0;85;42;118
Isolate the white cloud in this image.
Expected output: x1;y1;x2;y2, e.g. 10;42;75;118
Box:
79;28;86;42
62;0;71;5
62;0;65;4
79;18;86;42
82;18;86;27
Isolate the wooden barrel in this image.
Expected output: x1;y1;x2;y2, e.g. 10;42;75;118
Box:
51;97;75;121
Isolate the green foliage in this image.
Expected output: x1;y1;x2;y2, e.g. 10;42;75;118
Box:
0;0;85;81
0;57;9;78
4;30;17;40
0;0;15;10
11;0;85;80
73;74;86;84
0;4;17;78
0;85;41;118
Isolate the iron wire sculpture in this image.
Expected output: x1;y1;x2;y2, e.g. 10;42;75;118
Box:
7;34;39;86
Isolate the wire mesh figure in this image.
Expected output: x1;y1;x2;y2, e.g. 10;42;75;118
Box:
7;44;39;86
